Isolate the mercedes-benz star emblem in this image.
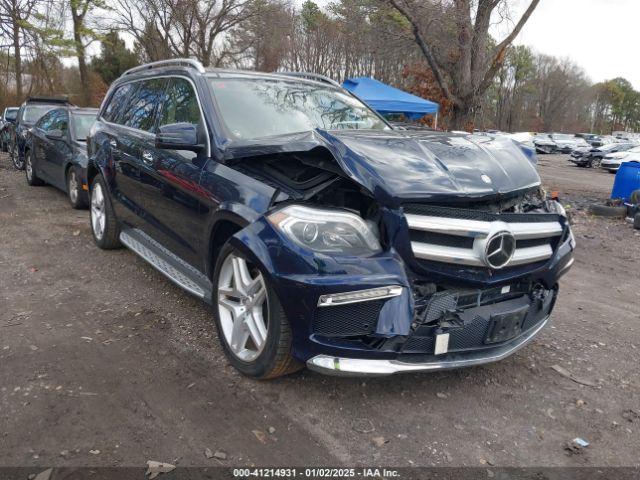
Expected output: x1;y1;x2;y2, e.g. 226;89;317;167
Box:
484;231;516;269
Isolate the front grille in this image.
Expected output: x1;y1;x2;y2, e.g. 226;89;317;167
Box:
403;204;563;269
313;300;384;337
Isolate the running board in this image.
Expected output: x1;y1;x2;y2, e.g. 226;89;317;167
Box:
119;228;213;303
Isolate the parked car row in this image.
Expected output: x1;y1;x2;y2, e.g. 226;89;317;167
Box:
2;59;575;379
1;96;99;207
569;141;638;168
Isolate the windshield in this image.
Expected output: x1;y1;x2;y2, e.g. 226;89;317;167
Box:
23;105;57;124
72;113;96;141
552;134;575;140
208;78;388;140
5;108;18;120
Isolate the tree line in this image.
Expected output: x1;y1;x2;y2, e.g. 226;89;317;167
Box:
0;0;637;133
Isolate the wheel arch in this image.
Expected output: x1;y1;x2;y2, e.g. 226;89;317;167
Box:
206;210;251;280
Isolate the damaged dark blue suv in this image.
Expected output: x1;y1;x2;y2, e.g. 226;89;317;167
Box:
87;59;575;378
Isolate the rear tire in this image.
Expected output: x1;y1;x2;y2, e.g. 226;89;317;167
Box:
90;175;121;249
589;204;627;218
25;150;44;186
212;242;301;379
67;167;88;209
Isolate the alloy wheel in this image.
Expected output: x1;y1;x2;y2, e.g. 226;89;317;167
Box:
91;183;106;240
10;143;22;169
25;154;33;181
217;253;269;362
68;170;79;204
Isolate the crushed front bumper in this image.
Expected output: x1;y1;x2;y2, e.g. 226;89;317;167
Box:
307;316;548;376
231;213;573;374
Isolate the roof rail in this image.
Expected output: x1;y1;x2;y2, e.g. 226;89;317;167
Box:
276;71;342;88
123;58;206;76
26;95;72;105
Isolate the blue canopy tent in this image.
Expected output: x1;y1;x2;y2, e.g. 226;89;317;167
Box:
342;77;440;127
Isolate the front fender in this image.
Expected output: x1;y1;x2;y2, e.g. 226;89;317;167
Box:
228;217;415;361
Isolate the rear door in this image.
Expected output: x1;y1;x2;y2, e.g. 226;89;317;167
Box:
137;76;209;269
107;78;166;230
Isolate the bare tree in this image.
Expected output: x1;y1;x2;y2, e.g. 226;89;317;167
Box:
113;0;254;67
386;0;540;128
0;0;38;98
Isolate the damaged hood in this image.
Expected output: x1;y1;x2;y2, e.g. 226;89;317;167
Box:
222;129;541;206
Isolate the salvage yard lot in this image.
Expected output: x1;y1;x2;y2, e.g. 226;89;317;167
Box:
1;152;639;467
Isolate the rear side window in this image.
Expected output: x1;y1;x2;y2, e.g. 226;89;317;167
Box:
158;78;201;127
102;83;134;123
121;79;166;132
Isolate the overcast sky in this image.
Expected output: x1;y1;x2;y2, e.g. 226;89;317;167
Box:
503;0;639;88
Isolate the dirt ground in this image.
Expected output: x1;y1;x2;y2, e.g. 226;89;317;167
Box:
1;152;639;469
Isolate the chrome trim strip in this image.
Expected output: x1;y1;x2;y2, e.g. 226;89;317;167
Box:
509;244;553;266
406;214;562;240
317;286;403;307
411;242;553;267
411;241;484;266
307;317;549;376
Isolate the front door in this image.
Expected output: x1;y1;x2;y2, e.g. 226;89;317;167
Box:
40;110;71;190
139;76;209;269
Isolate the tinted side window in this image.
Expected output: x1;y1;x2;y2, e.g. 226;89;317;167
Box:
36;110;60;131
159;78;201;127
103;83;134;123
50;111;69;133
122;79;166;132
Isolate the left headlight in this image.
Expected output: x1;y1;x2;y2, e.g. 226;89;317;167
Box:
268;205;382;256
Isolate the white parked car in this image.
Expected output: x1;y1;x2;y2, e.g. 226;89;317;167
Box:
533;133;588;154
600;145;640;172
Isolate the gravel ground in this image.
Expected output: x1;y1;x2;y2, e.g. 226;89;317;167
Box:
1;153;639;468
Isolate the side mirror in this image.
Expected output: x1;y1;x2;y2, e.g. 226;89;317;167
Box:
46;129;64;140
155;123;203;152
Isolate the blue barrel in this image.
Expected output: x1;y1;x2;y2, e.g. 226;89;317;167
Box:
611;162;640;201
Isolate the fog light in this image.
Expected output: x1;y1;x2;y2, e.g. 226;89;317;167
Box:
317;286;403;307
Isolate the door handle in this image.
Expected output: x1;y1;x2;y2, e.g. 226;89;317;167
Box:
141;150;154;166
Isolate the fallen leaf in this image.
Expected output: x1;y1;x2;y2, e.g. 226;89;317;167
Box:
372;436;386;447
252;429;267;444
34;469;53;480
146;460;176;479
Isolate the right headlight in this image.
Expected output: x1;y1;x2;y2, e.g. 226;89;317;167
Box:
268;205;382;256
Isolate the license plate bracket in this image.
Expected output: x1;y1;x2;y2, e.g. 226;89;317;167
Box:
485;305;529;344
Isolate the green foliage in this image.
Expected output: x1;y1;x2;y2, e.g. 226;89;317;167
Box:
90;30;138;84
300;0;325;31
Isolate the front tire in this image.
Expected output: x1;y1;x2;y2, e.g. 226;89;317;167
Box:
212;243;301;379
90;175;121;249
25;150;44;186
10;141;23;170
67;167;88;209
